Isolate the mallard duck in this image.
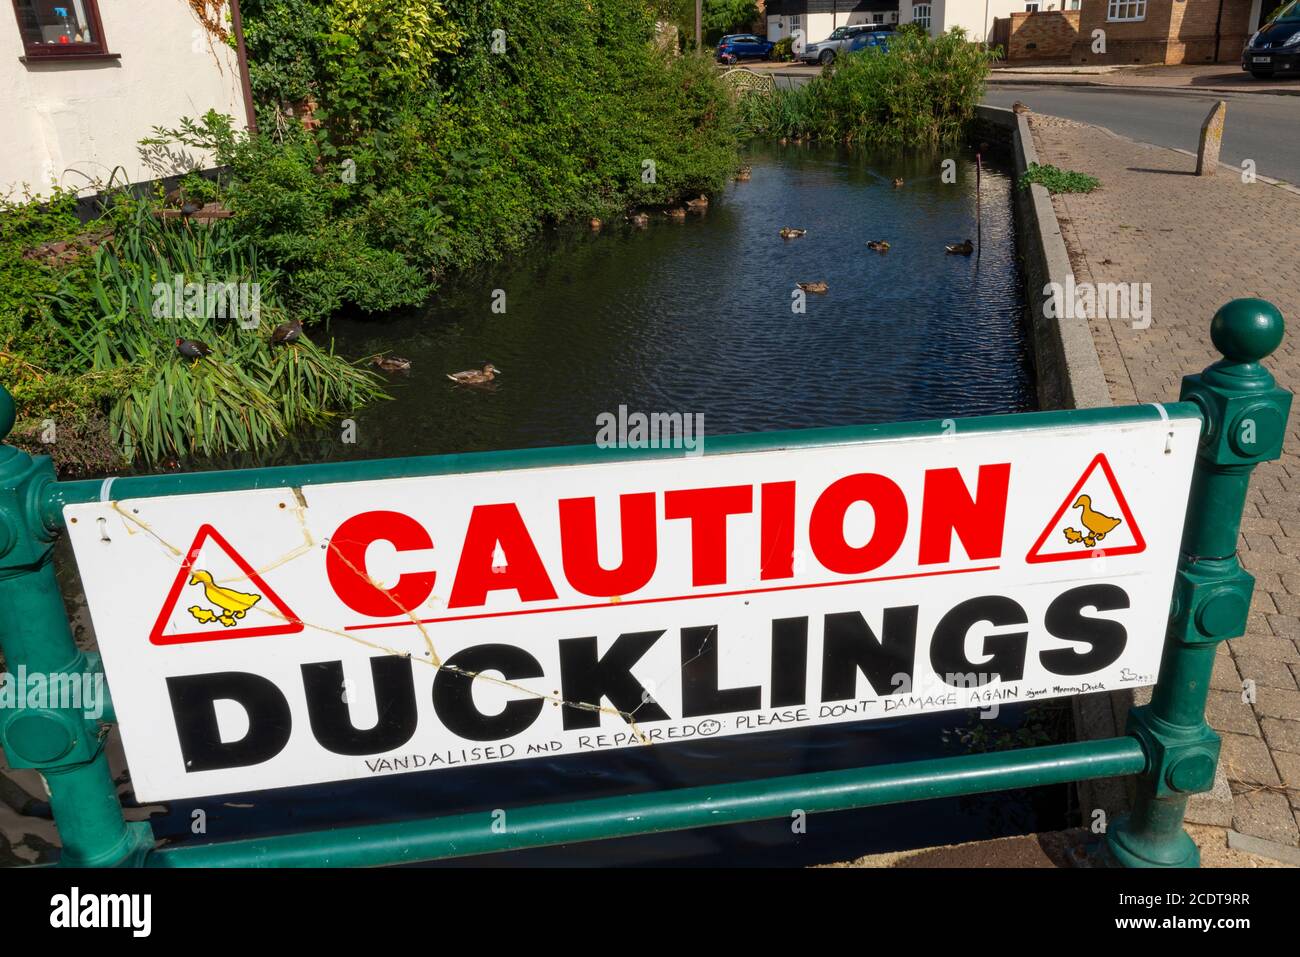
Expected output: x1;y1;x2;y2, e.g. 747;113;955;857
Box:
447;363;500;385
372;355;412;372
666;207;687;220
735;166;752;182
590;217;602;230
270;319;303;346
796;281;828;294
628;212;649;227
1012;100;1030;114
176;338;211;360
686;195;709;210
779;227;807;239
188;569;260;621
892;178;904;188
945;239;974;256
866;240;890;252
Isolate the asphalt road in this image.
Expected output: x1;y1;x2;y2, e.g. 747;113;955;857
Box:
982;85;1300;186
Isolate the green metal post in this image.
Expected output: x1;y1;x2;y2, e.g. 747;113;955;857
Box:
0;385;151;866
1106;299;1292;867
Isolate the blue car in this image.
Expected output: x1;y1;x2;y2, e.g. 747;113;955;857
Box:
715;34;776;64
845;29;893;55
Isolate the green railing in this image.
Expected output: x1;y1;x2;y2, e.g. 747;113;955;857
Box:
0;299;1289;868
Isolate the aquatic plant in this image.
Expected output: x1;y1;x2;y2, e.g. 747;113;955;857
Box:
38;206;386;465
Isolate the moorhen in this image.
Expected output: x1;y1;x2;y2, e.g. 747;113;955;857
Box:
271;319;303;346
176;338;212;360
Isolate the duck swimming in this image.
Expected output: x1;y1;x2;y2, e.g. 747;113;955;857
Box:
372;354;412;372
666;207;687;220
686;195;709;210
945;239;974;256
447;363;501;385
628;212;649;227
866;240;890;252
779;227;807;239
735;166;752;182
892;178;904;188
796;281;828;294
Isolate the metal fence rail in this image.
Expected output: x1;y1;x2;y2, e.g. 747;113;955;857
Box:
0;299;1290;868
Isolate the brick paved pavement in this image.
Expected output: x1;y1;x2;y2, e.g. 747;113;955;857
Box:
1030;113;1300;850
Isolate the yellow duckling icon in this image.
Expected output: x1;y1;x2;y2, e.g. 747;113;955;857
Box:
1063;494;1122;549
186;569;262;628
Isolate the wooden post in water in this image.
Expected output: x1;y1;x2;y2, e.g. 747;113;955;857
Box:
976;151;983;262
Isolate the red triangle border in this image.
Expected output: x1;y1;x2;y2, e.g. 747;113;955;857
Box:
148;524;304;646
1025;453;1147;564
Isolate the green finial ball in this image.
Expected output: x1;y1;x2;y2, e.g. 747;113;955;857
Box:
0;383;14;442
1211;298;1285;363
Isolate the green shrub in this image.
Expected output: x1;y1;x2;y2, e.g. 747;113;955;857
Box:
743;28;997;147
1019;163;1100;194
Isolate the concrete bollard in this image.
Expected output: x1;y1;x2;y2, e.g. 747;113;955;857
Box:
1196;101;1227;176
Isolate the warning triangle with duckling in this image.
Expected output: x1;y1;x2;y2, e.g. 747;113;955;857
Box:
148;524;304;646
1025;453;1146;563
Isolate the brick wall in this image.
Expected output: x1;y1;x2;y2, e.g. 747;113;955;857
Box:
1006;10;1082;61
1071;0;1255;64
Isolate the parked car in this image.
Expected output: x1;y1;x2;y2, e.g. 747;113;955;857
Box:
844;29;894;55
799;24;883;65
1242;0;1300;78
715;34;776;64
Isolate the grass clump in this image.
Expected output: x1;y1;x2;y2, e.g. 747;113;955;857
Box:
5;198;385;470
1019;163;1100;194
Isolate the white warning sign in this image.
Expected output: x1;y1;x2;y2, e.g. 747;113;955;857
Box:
65;411;1199;801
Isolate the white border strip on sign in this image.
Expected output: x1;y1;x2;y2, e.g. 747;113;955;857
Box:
99;476;116;503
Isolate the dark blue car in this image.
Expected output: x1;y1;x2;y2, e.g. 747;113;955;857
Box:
845;29;893;55
715;34;776;64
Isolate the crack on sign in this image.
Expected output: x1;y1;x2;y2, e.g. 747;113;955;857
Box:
109;502;182;557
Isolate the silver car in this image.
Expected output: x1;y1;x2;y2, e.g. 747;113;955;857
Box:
799;24;878;65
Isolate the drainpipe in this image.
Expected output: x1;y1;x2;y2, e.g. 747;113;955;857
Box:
228;0;258;134
1213;0;1225;62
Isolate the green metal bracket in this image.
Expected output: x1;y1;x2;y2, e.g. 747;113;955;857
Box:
1107;299;1292;868
0;386;143;867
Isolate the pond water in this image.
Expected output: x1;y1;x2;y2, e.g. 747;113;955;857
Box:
70;142;1062;866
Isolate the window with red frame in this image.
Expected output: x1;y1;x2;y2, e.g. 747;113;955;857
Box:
12;0;110;57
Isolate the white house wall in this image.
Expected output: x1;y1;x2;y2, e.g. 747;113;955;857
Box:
901;0;1025;42
2;0;247;199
